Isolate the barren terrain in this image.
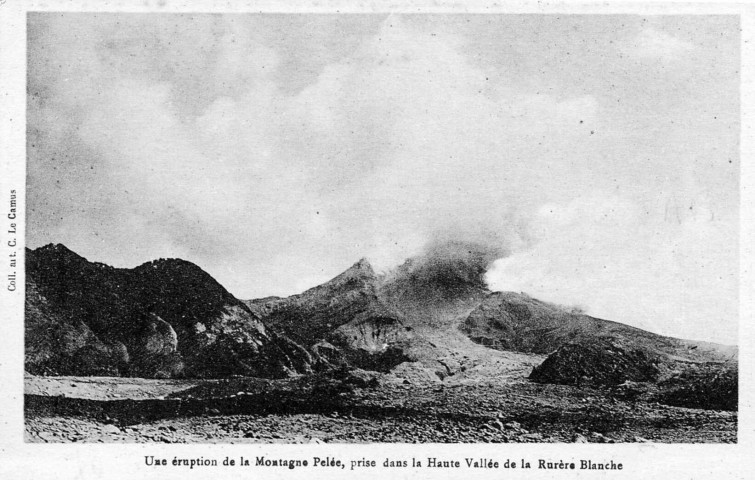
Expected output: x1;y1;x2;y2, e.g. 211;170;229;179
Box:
24;243;737;443
25;360;736;444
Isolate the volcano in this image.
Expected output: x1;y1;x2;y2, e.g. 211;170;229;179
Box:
25;243;739;444
25;243;737;415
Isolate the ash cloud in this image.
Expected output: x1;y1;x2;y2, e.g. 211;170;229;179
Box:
384;237;509;294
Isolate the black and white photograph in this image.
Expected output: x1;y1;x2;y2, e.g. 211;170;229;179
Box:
1;0;754;478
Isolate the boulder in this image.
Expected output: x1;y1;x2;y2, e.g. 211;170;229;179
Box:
529;338;661;386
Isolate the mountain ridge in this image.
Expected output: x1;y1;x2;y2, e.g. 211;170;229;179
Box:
25;243;736;384
25;244;312;378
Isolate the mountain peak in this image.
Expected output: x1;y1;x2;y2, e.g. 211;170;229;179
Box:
135;257;206;273
326;257;376;284
37;243;75;254
351;257;374;273
31;243;87;263
289;258;378;300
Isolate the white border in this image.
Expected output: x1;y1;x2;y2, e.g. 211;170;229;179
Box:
1;1;753;479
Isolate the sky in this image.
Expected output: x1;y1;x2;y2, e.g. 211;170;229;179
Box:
27;13;740;344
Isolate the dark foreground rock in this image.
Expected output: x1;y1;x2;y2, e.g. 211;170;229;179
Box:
654;363;738;411
529;339;738;412
529;338;662;386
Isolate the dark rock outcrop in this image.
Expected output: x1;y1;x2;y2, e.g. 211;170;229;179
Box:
655;363;738;411
529;338;662;386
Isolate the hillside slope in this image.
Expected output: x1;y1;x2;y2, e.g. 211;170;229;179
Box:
246;259;416;372
25;244;312;378
461;291;736;362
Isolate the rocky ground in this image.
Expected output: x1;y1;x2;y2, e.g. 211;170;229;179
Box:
25;363;736;444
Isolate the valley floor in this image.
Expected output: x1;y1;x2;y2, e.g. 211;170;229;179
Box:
25;369;736;444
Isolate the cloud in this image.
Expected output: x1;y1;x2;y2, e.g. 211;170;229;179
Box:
161;15;600;274
486;193;738;344
27;14;738;344
628;27;695;60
